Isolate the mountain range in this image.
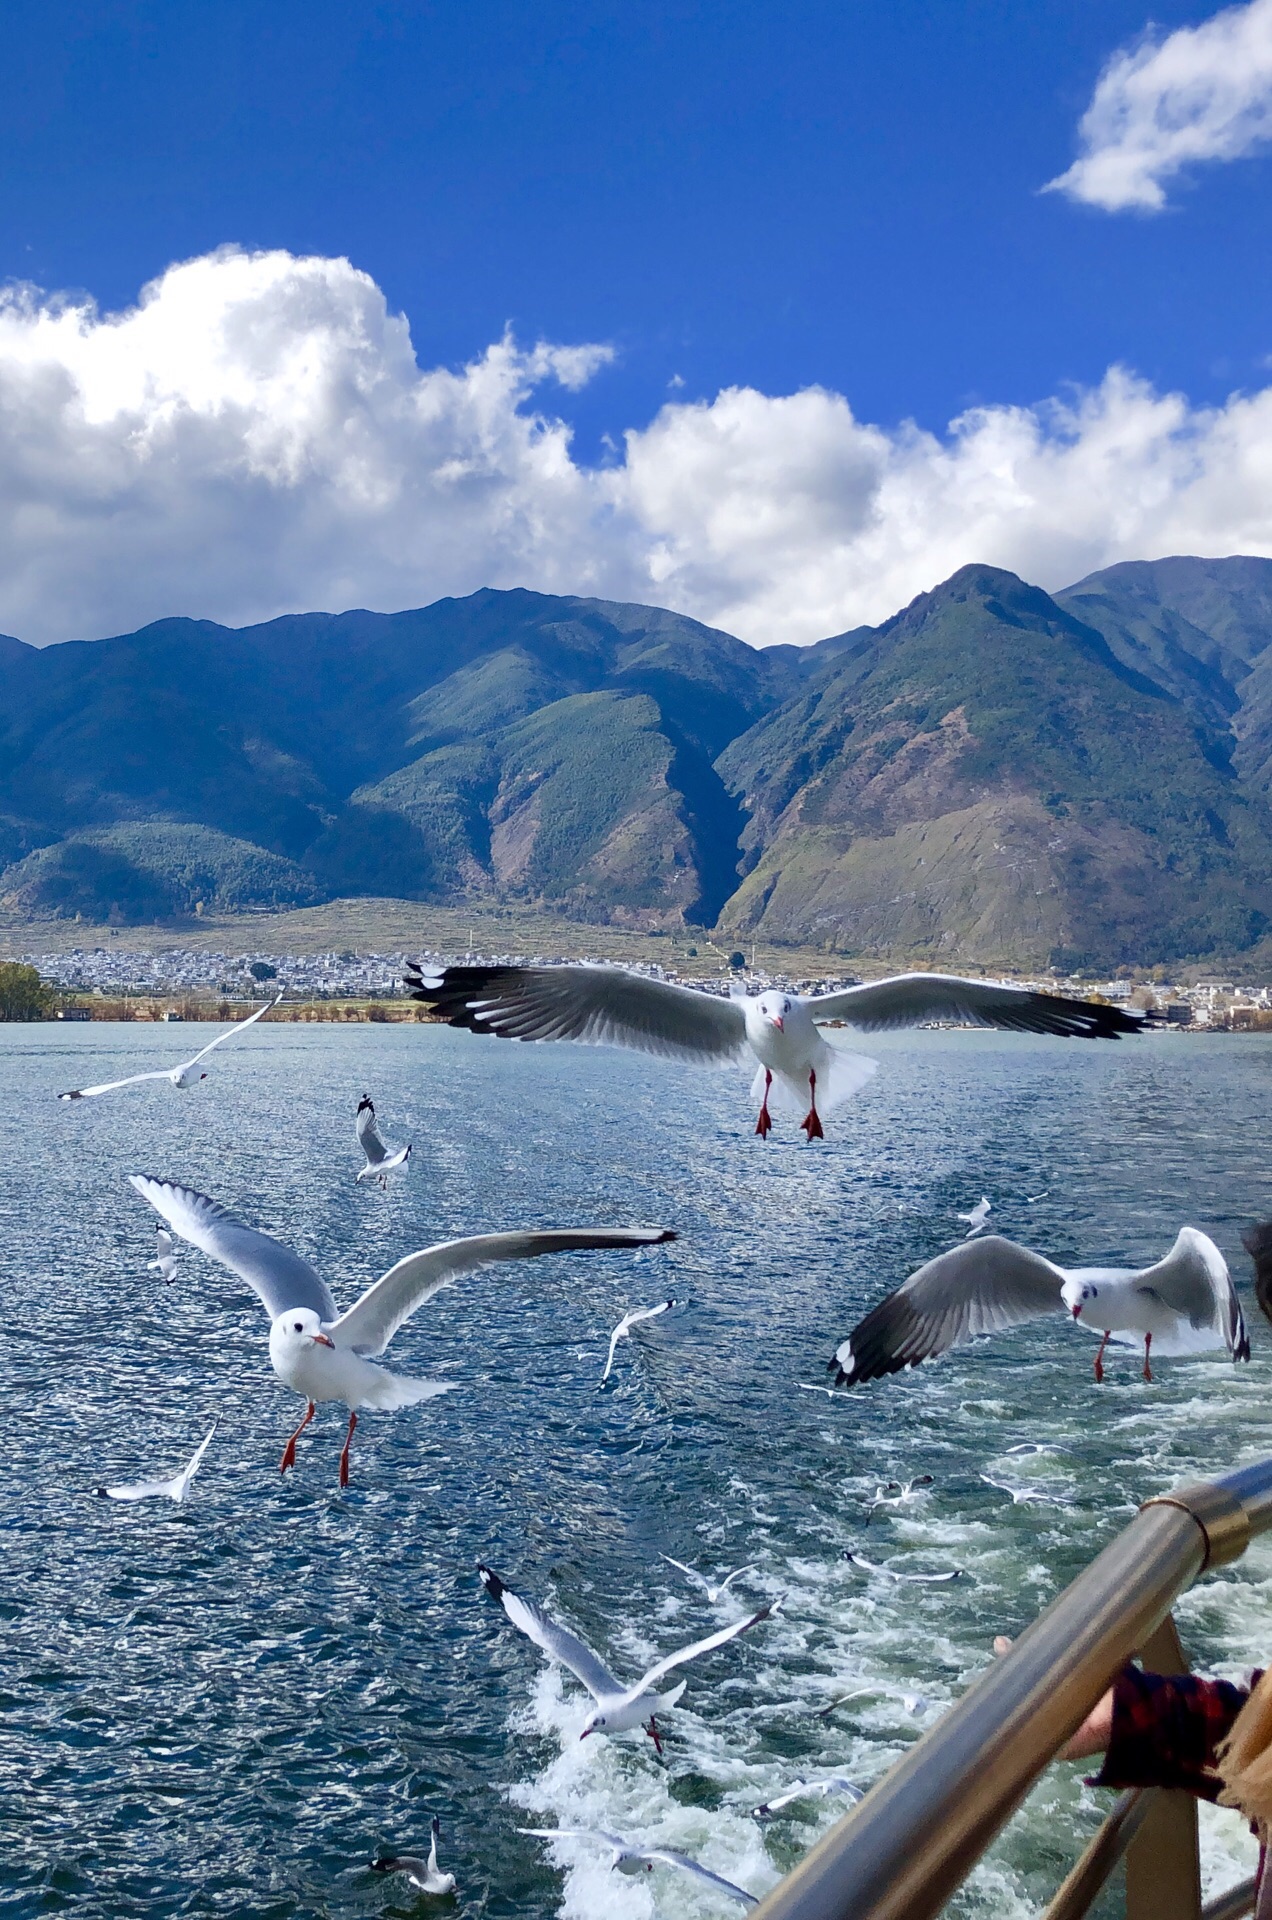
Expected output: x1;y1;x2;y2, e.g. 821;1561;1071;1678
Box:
3;557;1272;970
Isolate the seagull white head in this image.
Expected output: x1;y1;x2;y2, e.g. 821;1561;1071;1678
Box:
269;1307;335;1359
755;990;790;1032
1061;1277;1097;1322
579;1707;609;1740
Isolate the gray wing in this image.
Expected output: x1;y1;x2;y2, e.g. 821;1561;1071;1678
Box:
356;1098;388;1164
478;1565;622;1699
627;1598;778;1701
405;961;748;1063
59;1068;175;1099
331;1228;676;1358
128;1177;338;1322
640;1851;758;1909
1138;1228;1250;1357
186;992;282;1067
809;973;1150;1039
830;1236;1067;1385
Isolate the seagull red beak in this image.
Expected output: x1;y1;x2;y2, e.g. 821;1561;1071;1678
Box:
311;1333;335;1348
579;1729;593;1741
770;1015;784;1031
1071;1306;1082;1321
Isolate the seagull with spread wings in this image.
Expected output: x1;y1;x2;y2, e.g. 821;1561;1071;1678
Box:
478;1563;777;1750
518;1828;758;1908
130;1176;674;1486
830;1228;1250;1388
600;1297;676;1383
95;1423;217;1505
406;962;1153;1140
58;994;282;1100
355;1096;412;1187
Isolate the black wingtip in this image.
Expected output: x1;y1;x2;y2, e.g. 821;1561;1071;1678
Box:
357;1095;374;1114
93;1487;108;1498
655;1228;677;1244
477;1562;504;1600
369;1859;395;1875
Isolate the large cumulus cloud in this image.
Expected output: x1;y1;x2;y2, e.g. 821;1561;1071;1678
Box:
4;245;1272;646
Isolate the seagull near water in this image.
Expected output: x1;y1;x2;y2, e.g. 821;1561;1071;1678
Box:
96;1423;216;1503
371;1819;456;1896
830;1228;1250;1388
130;1176;673;1486
957;1197;991;1237
844;1550;962;1584
406;962;1153;1140
601;1297;676;1383
355;1096;411;1187
478;1563;778;1752
518;1828;758;1909
660;1555;758;1603
149;1228;176;1284
57;993;282;1099
751;1777;864;1820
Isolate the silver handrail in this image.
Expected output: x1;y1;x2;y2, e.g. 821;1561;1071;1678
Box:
749;1459;1272;1920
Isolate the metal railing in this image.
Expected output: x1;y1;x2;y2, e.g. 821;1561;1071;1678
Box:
750;1458;1272;1920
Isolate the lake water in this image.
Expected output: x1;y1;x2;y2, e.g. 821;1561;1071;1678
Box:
6;1019;1272;1919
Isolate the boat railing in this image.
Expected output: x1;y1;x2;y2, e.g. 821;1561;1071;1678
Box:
749;1457;1272;1920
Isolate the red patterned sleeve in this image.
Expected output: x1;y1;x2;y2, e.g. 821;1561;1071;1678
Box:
1090;1666;1255;1802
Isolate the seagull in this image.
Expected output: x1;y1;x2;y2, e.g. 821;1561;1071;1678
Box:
517;1828;757;1909
130;1176;674;1486
58;994;283;1099
844;1550;962;1583
829;1228;1250;1387
979;1473;1069;1508
1026;1191;1051;1204
601;1298;677;1383
660;1556;758;1603
817;1686;929;1720
751;1777;864;1820
149;1228;177;1285
356;1096;411;1187
405;962;1153;1140
371;1819;456;1896
96;1423;216;1503
957;1197;991;1237
477;1563;778;1751
864;1475;934;1523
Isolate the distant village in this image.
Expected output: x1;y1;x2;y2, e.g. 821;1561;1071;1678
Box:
18;943;1272;1030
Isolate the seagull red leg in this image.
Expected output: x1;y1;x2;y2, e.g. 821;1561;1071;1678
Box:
280;1401;316;1473
645;1716;664;1755
1142;1333;1153;1384
338;1410;358;1487
755;1070;773;1138
1093;1332;1110;1384
801;1069;824;1141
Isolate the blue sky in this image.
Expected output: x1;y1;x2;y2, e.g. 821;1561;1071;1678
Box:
2;0;1272;644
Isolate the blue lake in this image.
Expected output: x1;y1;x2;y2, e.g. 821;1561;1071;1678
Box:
5;1019;1272;1918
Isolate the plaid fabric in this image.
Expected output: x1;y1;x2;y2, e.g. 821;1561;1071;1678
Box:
1090;1665;1258;1801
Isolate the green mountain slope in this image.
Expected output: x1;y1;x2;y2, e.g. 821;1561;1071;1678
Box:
717;565;1272;969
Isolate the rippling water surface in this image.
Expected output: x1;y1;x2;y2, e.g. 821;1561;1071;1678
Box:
6;1020;1272;1918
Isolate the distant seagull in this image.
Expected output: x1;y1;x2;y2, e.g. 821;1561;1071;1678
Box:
130;1176;673;1487
864;1475;934;1523
844;1550;962;1584
817;1685;929;1720
371;1819;456;1896
660;1556;758;1603
751;1777;864;1820
601;1298;677;1383
518;1828;757;1909
356;1096;411;1187
58;994;282;1099
979;1473;1069;1508
1026;1191;1051;1204
149;1228;177;1285
797;1382;848;1399
829;1229;1250;1387
96;1423;216;1504
406;962;1152;1141
1242;1217;1272;1326
478;1563;778;1751
957;1197;991;1237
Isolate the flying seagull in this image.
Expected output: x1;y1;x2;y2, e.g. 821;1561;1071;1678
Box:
371;1819;456;1896
518;1828;758;1908
149;1227;177;1285
130;1176;673;1486
751;1777;864;1820
96;1423;217;1504
830;1229;1250;1388
957;1197;991;1237
601;1298;677;1383
477;1563;777;1751
58;994;283;1099
844;1550;962;1584
864;1475;934;1523
660;1556;758;1604
356;1096;412;1187
406;962;1153;1140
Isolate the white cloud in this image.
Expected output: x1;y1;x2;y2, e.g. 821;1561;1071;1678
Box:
4;246;1272;646
1046;0;1272;212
